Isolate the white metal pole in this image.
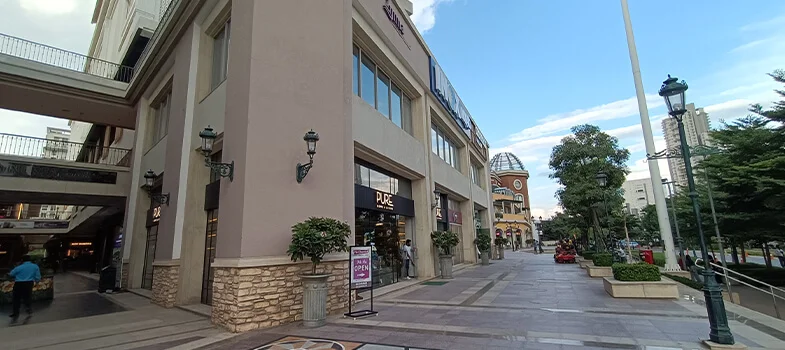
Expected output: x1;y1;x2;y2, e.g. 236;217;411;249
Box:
620;0;680;271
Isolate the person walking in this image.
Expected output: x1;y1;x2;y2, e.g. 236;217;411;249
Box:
774;246;785;268
8;255;41;320
402;239;414;280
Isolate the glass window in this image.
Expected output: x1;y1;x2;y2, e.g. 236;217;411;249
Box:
377;71;390;118
369;169;389;193
446;142;453;167
437;132;444;158
431;127;438;155
402;94;412;133
471;163;482;187
152;91;171;144
391;84;402;127
211;21;231;90
361;55;376;107
352;46;359;96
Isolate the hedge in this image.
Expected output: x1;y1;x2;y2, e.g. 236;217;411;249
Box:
592;253;613;267
662;273;703;290
612;263;661;282
726;263;785;287
581;251;596;261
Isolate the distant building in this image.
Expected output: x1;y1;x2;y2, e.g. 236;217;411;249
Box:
490;152;533;246
622;178;655;216
42;127;70;160
662;103;710;188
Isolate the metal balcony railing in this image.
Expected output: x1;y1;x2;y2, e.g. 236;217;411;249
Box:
0;133;131;167
0;33;135;82
0;204;75;221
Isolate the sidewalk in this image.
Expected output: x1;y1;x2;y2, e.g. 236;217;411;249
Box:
202;251;785;350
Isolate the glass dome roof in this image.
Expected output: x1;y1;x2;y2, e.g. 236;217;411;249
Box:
490;152;526;172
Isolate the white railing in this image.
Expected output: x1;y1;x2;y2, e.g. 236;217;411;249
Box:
710;262;785;319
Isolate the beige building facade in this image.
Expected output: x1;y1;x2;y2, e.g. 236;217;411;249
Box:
82;0;496;332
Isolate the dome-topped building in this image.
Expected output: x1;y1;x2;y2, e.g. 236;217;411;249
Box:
490;152;526;172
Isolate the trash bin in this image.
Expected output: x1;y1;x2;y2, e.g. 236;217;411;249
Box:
99;265;117;293
639;249;654;265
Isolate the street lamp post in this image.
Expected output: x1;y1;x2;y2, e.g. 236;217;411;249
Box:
659;75;735;345
662;178;685;267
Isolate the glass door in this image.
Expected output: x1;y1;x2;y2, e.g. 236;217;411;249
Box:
201;209;218;305
141;226;158;290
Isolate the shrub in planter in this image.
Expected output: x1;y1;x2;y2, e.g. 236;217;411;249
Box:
431;231;460;278
662;273;703;290
612;263;661;282
474;233;492;266
287;217;351;327
592;253;613;267
494;237;509;259
581;250;596;261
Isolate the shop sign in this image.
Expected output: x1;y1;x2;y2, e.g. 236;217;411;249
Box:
71;242;92;246
0;220;69;229
152;206;161;223
146;206;162;227
435;207;443;221
429;57;472;137
383;0;404;35
355;184;415;217
349;246;373;289
448;209;462;224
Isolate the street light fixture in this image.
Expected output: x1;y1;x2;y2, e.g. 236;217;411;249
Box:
143;170;169;205
199;126;234;181
659;75;735;345
596;172;610;251
296;130;320;183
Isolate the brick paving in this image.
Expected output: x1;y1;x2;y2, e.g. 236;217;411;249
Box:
203;251;785;349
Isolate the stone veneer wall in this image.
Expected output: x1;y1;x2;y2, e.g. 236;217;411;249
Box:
212;260;349;332
151;265;180;307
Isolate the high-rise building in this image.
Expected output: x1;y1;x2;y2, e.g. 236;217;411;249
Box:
622;178;655;216
42;127;70;160
662;103;710;188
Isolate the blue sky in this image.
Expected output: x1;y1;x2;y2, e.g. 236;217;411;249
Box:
413;0;785;217
1;0;784;218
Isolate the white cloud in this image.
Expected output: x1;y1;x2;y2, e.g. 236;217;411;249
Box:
410;0;452;33
530;205;562;220
18;0;80;16
740;15;785;32
507;94;663;142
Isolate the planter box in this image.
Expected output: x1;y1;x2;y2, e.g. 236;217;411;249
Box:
578;261;594;269
665;270;691;279
603;277;679;299
586;266;613;278
722;291;741;304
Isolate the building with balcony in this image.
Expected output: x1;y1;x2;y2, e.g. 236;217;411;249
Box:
622;178;655;216
490;153;532;247
662;103;710;189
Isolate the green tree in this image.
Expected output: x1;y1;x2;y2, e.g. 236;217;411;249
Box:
549;125;630;251
639;204;660;242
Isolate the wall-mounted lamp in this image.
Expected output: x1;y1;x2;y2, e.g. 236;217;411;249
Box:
296;130;320;183
199;126;234;181
143;170;170;205
431;189;441;209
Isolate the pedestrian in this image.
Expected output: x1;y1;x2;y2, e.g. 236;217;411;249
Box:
402;239;414;280
8;255;41;320
774;246;785;268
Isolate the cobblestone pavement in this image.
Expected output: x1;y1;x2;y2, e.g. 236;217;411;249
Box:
204;251;785;350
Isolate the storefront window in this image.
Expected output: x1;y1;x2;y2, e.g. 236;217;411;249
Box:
354;163;412;199
355;209;407;288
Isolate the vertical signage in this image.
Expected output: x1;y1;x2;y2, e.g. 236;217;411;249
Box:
429;57;472;137
350;246;373;289
383;0;404;35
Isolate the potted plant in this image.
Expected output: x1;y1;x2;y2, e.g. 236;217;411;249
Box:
287;217;351;328
431;231;459;279
474;233;492;266
494;237;509;260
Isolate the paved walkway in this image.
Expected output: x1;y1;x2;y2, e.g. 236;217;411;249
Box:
204;251;785;350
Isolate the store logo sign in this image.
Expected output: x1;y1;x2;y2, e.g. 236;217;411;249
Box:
375;191;394;211
435;207;443;220
383;0;404;35
430;57;472;136
152;206;161;223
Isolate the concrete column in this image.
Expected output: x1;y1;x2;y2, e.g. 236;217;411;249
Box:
123;98;150;289
460;199;476;264
209;0;353;332
412;178;436;278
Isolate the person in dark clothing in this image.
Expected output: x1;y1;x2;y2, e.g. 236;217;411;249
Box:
8;255;41;320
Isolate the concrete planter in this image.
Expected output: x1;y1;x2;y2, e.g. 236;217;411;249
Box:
480;251;490;266
439;255;454;279
603;277;679;299
300;274;330;328
578;261;594;269
586;266;613;278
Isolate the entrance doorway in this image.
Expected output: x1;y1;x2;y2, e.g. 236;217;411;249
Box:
355;209;407;287
201;209;218;305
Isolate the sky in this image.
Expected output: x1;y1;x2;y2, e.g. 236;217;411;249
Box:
1;0;784;219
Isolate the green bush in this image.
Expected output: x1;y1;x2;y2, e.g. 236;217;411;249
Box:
653;257;666;267
726;263;785;287
592;253;613;267
494;236;509;247
431;231;460;256
662;273;703;290
474;233;492;252
612;263;661;282
581;250;596;261
287;217;351;275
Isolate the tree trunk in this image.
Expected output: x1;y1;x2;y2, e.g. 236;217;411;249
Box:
591;209;605;252
730;243;739;265
763;244;772;268
740;245;746;264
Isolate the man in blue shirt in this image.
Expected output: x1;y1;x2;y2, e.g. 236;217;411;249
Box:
8;255;41;319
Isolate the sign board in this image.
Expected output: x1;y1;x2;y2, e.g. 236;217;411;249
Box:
349;246;373;289
354;184;415;217
429;57;472;137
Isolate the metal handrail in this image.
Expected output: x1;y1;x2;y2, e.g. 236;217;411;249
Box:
709;262;784;319
0;132;131;167
0;33;134;82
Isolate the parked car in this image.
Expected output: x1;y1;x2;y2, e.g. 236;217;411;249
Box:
619;240;640;248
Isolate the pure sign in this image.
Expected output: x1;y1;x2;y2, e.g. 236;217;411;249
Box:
350;246;373;289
